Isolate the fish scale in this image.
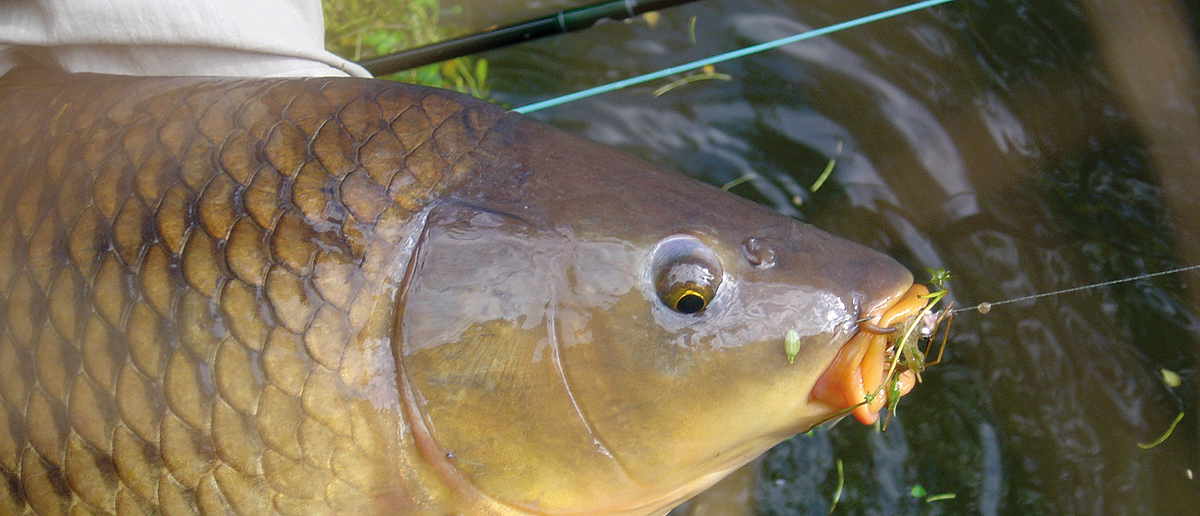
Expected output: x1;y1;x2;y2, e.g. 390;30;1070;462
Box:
0;67;503;515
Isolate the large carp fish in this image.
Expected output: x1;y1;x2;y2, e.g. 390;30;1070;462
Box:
0;66;927;516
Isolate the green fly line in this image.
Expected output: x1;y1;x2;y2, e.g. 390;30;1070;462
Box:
514;0;959;114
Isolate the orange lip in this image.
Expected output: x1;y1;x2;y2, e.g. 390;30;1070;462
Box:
811;284;930;425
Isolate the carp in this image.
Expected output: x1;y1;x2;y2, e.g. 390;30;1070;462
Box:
0;66;923;516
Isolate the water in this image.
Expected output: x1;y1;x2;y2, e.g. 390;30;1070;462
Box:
456;0;1200;513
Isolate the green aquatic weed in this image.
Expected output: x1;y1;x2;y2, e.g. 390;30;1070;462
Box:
828;459;843;514
926;267;954;289
1138;412;1184;449
652;67;732;97
721;173;758;191
809;158;835;193
911;484;956;502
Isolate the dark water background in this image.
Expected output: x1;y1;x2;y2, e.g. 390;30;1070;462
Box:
447;0;1200;513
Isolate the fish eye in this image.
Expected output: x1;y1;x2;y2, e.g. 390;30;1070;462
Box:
663;284;711;314
651;236;723;315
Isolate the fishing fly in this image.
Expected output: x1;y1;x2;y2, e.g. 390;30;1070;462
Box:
874;269;953;429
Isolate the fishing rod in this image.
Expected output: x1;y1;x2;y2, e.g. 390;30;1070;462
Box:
357;0;703;76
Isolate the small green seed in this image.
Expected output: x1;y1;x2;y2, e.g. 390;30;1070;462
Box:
784;330;801;364
1161;368;1181;388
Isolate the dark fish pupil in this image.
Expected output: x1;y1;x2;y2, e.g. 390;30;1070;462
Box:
675;293;706;314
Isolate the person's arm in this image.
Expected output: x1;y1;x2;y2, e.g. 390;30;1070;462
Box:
0;0;371;77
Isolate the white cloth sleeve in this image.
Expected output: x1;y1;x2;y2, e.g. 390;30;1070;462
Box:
0;0;372;77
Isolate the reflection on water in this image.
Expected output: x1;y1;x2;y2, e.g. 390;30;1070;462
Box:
472;0;1199;513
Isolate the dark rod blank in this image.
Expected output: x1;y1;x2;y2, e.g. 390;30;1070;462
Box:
358;0;702;76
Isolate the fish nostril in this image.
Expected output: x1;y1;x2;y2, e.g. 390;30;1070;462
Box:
741;237;776;268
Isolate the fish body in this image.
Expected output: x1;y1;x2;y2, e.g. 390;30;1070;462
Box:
0;67;916;515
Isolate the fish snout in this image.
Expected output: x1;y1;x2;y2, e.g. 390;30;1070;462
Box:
811;283;930;425
741;225;924;426
724;224;922;427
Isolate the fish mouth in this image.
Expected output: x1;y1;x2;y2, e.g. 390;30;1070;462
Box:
811;284;930;425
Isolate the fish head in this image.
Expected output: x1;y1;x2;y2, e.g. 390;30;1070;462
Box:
396;117;918;515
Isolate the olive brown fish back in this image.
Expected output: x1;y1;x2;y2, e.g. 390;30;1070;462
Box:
0;68;505;515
